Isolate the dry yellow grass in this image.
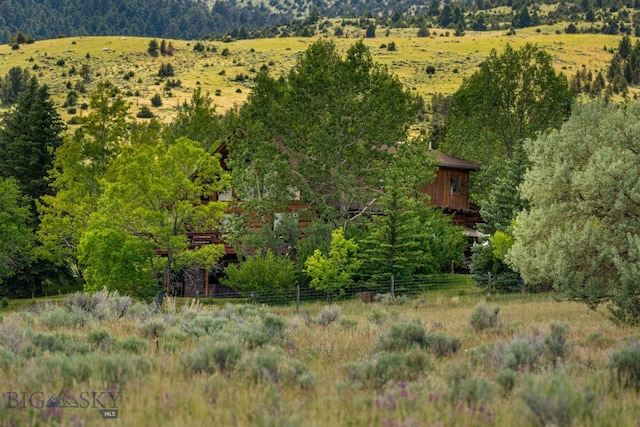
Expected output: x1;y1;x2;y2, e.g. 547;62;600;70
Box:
0;28;633;125
2;292;639;426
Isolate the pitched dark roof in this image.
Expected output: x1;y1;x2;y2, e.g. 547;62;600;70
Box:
434;151;480;171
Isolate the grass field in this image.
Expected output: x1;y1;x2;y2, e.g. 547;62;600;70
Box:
0;280;639;426
0;26;633;125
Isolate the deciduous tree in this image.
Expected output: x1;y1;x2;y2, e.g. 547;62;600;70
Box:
78;136;229;296
442;43;574;202
507;101;640;324
235;39;420;229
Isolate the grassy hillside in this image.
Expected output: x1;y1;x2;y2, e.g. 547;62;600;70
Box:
0;26;631;126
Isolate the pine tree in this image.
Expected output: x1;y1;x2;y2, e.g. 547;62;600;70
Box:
358;172;433;285
0;78;65;215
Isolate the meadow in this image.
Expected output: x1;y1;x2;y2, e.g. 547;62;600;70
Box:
0;283;639;426
0;25;632;124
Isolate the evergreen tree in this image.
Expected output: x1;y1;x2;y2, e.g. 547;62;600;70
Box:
0;67;32;106
358;171;434;285
0;78;65;216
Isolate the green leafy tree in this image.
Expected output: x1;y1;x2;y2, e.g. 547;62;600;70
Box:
0;78;65;215
164;87;226;151
304;228;359;300
418;206;467;272
0;178;33;293
442;43;574;202
38;82;131;271
507;101;640;324
78;136;230;296
220;250;296;303
236;39;420;229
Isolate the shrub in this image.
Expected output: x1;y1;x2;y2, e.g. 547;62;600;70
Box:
63;292;91;311
374;293;407;306
91;354;151;386
158;62;174;77
469;302;500;332
502;337;543;372
610;343;640;391
520;373;597;427
367;308;389;325
220;251;296;303
91;289;132;319
87;329;113;351
426;65;436;74
0;298;8;308
339;318;358;330
344;350;430;390
150;93;162;107
426;331;461;358
139;320;165;339
119;336;147;354
40;305;93;329
181;338;243;374
317;305;340;327
241;313;290;349
31;332;90;356
378;318;429;351
496;368;517;397
136;105;154;118
545;321;570;365
239;345;313;389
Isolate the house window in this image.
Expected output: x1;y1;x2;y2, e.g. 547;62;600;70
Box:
273;212;299;232
450;175;460;195
217;189;233;201
288;186;301;201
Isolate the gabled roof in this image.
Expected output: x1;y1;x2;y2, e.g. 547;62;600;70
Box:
434;151;480;171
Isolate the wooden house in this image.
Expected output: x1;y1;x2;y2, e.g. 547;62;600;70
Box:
173;145;482;297
421;151;482;230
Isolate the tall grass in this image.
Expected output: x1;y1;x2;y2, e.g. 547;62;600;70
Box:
0;290;639;426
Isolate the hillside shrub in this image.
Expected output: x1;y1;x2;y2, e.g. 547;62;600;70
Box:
119;336;147;354
469;302;500;332
610;343;640;391
139;320;165;339
426;331;461;358
150;93;162;107
239;345;313;389
87;329;114;351
317;305;340;327
377;318;428;351
345;350;430;390
496;368;517;396
545;321;570;365
501;337;544;372
181;338;243;374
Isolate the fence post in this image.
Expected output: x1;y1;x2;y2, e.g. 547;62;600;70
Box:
390;274;395;300
487;272;492;300
296;285;300;314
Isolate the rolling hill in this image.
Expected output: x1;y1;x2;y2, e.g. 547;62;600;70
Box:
0;25;628;126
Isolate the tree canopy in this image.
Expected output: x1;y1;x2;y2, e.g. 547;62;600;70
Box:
507;101;640;325
79;136;230;296
0;78;65;215
441;43;574;201
232;39;422;229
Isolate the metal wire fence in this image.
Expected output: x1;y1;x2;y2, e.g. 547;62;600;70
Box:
203;274;479;306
